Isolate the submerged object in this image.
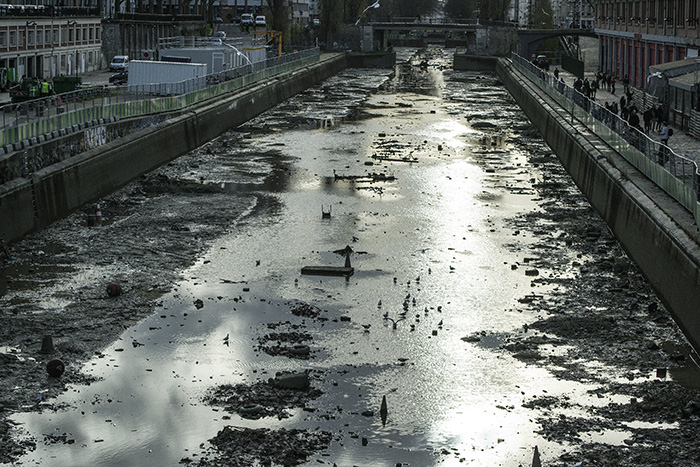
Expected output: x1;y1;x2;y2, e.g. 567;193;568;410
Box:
46;358;65;377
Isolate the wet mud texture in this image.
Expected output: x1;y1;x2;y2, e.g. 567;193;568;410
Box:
1;47;700;467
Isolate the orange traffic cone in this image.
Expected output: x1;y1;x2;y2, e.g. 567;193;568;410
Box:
95;203;102;225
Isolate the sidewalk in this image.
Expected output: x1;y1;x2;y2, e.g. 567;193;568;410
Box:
554;67;700;165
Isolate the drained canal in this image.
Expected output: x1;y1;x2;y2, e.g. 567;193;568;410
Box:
3;48;699;466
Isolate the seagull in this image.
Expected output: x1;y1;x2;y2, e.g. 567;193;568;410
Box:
449;265;455;271
383;311;389;319
223;333;229;341
398;310;407;318
415;276;420;282
393;277;397;283
428;268;432;274
410;324;415;331
386;317;405;329
362;324;371;332
412;297;416;306
256;260;261;266
378;300;382;308
397;357;409;364
438;320;443;327
437;306;442;312
424;307;429;313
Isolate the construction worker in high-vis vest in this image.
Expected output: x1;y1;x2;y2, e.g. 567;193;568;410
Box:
41;80;50;96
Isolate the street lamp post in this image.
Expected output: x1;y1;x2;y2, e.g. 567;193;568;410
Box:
355;0;380;26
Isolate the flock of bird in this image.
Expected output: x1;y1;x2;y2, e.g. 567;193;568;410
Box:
363;275;446;336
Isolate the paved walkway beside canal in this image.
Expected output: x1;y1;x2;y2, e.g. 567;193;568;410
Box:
556;66;700;165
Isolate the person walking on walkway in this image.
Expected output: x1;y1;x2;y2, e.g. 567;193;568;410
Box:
611;76;616;94
643;107;653;133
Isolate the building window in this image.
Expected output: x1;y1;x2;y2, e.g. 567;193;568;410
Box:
36;30;41;45
45;30;50;44
27;31;33;45
89;27;93;40
690;0;698;27
0;32;5;47
83;28;87;41
9;31;15;46
68;29;74;42
96;28;100;40
677;0;686;26
60;54;65;69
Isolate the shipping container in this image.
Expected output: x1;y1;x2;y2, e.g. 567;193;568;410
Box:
127;60;207;95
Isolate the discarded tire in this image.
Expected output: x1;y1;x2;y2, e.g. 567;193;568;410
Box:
46;358;65;377
289;344;311;356
106;283;122;297
239;404;263;416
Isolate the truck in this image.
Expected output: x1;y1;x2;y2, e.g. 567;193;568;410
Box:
127;60;208;95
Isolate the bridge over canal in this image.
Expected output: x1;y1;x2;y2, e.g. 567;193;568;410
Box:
361;19;597;57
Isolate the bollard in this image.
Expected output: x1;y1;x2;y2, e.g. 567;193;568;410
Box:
40;335;54;354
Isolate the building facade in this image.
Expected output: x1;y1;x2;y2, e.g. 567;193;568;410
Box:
595;0;700;88
0;6;102;80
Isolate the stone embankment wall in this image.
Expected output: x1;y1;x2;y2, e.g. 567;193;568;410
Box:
496;58;700;354
0;54;347;245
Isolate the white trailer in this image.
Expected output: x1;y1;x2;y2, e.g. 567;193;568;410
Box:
127;60;208;95
161;46;268;72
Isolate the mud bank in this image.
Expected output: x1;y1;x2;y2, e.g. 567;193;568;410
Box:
2;48;700;467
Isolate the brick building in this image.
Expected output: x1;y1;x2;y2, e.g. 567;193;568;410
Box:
596;0;700;88
0;5;103;80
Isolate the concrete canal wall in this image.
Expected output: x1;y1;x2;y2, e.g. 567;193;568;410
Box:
0;54;347;245
496;58;700;354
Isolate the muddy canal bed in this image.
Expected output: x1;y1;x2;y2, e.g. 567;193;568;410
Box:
2;48;700;466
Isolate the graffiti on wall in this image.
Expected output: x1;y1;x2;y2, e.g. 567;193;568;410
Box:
83;126;107;150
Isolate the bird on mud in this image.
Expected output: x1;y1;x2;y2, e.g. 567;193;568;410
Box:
223;333;230;346
362;324;371;332
378;300;382;308
386;317;405;329
382;311;389;319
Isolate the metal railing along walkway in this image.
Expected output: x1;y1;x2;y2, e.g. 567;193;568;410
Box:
511;53;700;229
0;48;320;152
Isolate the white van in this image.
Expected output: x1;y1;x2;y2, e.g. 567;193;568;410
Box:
240;14;254;27
110;55;129;72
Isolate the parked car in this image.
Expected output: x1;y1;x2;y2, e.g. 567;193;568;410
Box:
240;13;254;27
255;16;266;28
533;55;550;70
109;70;128;85
213;31;226;39
110;55;129;72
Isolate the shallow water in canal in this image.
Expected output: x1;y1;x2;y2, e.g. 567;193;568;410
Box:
12;48;630;466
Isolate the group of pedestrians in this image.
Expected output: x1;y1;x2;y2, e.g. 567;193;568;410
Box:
595;71;617;95
544;62;677;167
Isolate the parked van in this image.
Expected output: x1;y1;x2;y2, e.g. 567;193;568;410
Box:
240;14;254;27
110;55;129;72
